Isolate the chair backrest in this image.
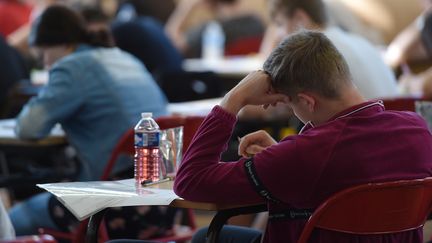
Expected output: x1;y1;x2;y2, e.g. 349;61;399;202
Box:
224;36;263;56
297;177;432;243
382;97;429;111
156;115;204;153
100;129;135;181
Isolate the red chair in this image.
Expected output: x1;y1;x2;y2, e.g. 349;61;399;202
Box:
224;36;263;56
381;97;430;111
205;177;432;243
297;177;432;243
0;234;58;243
45;115;205;243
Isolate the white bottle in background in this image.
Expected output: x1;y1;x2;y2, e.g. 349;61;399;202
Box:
202;21;225;62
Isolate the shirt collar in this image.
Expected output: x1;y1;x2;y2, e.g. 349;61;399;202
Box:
299;100;385;134
329;100;385;121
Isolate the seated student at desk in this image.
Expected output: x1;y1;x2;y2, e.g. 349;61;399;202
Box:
173;31;432;242
239;0;399;125
9;5;172;238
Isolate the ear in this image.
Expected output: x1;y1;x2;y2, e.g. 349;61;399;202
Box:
297;93;316;112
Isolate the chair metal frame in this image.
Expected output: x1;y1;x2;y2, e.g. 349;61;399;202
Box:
298;177;432;242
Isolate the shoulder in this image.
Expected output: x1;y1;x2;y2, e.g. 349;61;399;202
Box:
54;47;138;71
52;48;98;71
325;26;376;49
382;109;429;126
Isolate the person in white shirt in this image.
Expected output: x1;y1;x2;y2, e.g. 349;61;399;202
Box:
260;0;399;100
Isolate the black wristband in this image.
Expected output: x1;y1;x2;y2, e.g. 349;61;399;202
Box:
244;158;281;203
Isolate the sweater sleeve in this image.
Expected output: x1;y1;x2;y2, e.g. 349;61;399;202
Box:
174;106;264;204
15;65;84;139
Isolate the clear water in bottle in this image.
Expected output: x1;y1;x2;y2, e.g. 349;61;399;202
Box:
134;112;161;184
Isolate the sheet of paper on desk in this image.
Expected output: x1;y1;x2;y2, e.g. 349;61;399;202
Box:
37;179;180;221
0;119;64;138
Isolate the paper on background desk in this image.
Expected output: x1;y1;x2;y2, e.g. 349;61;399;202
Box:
0;119;64;139
37;179;180;221
182;56;263;76
168;97;222;116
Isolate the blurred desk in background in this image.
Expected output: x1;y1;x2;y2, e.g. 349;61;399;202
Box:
168;98;222;116
0;119;65;146
182;57;263;78
183;57;263;92
0;119;73;199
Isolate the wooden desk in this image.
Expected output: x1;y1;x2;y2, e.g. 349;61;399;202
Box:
37;179;265;243
0;119;68;191
87;181;265;243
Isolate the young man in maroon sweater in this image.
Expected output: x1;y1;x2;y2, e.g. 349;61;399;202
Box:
174;30;432;243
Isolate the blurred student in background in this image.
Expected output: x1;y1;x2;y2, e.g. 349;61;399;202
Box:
260;0;399;100
385;0;432;70
115;0;176;24
0;35;29;116
385;0;432;98
165;0;265;58
9;5;171;237
111;3;224;102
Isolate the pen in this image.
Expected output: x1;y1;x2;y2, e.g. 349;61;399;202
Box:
141;177;171;187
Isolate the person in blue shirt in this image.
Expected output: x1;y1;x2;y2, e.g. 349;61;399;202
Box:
9;5;171;237
0;35;29;117
112;16;183;77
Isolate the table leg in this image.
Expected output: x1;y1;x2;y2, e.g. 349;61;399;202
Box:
206;204;267;243
86;209;107;243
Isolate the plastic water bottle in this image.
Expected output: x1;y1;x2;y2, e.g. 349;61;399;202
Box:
202;21;225;61
134;112;161;184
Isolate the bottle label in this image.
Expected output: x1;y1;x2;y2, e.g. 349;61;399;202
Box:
134;132;159;147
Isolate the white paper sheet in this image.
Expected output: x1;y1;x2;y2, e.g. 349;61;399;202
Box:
37;179;180;220
0;119;64;139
